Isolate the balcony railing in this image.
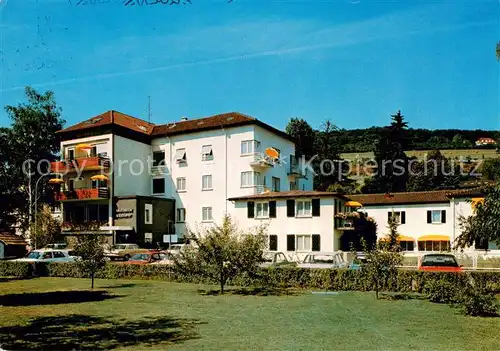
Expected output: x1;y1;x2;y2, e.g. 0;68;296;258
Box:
150;165;167;176
51;156;111;173
334;218;355;230
254;185;271;194
249;154;274;169
56;188;109;201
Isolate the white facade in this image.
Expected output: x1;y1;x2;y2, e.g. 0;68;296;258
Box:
230;195;345;260
359;198;499;253
150;124;313;236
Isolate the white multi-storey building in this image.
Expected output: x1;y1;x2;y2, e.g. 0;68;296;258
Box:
51;110;313;246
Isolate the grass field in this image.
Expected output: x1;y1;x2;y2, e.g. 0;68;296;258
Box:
0;278;499;350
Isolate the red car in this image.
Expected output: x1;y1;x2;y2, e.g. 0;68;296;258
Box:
120;251;165;265
418;254;463;272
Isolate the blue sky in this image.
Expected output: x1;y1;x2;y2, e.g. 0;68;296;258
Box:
0;0;498;131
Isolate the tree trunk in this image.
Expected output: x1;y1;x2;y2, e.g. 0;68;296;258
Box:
91;272;95;289
220;271;224;294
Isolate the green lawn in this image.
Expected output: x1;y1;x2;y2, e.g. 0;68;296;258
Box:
0;278;499;350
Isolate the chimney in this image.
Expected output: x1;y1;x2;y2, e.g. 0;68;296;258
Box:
180;117;188;121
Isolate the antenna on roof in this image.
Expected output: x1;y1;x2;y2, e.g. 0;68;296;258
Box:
147;96;151;123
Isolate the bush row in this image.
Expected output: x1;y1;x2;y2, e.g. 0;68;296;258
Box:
1;261;500;293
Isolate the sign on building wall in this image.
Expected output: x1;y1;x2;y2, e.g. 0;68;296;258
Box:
116;208;134;219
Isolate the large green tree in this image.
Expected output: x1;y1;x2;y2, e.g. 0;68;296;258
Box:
285;118;316;159
480;158;500;181
406;150;460;191
362;110;409;193
1;87;65;233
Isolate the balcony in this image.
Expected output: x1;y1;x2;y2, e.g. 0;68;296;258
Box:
249;154;274;169
150;165;167;176
51;156;111;174
287;164;305;180
335;218;355;230
56;188;109;201
254;185;271;194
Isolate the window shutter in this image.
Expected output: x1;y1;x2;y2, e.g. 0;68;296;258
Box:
312;234;321;251
427;211;432;223
441;210;446;223
312;199;320;217
269;235;278;251
287;200;295;217
269;201;277;218
401;211;406;224
247;201;255;218
287;235;295;251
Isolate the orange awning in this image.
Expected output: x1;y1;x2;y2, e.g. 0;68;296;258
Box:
345;201;363;207
418;235;450;241
76;143;93;150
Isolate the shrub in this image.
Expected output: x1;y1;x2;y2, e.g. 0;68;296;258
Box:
422;278;460;304
457;288;499;317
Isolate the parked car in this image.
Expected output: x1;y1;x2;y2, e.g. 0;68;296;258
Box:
119;251;165;265
43;243;68;250
418;253;463;272
349;252;368;270
104;244;145;261
260;251;297;268
297;252;349;269
166;244;190;256
151;252;175;266
14;249;76;263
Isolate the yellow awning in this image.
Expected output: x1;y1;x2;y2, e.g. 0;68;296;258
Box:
345;201;362;207
379;235;415;242
48;178;64;184
76;143;93;150
471;197;484;209
418;235;450;241
90;174;109;181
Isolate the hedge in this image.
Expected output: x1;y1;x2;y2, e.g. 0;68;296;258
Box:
1;261;500;293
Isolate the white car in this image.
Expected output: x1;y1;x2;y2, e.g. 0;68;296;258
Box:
14;249;76;263
297;252;349;269
166;244;190;255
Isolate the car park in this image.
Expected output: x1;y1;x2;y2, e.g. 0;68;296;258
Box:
166;244;190;255
119;251;164;265
297;252;349;269
104;244;145;261
260;251;297;268
418;253;463;272
14;249;76;263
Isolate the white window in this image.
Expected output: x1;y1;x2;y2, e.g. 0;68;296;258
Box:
145;204;153;224
241;140;261;155
296;235;311;251
241;171;253;187
202;207;213;222
296;200;312;217
176;177;186;191
201;145;213;161
176;208;186;223
175;148;186;163
254;172;262;186
202;175;213;190
389;211;403;224
256;202;269;218
431;210;442;224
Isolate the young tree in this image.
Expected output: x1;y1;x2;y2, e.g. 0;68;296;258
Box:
30;204;61;249
74;234;107;289
455;185;500;250
174;215;266;294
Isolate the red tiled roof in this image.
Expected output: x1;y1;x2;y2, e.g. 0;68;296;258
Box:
57;110;155;135
349;188;486;206
0;232;27;246
228;190;347;201
58;111;293;142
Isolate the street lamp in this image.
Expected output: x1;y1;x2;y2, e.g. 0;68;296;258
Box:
33;174;64;249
